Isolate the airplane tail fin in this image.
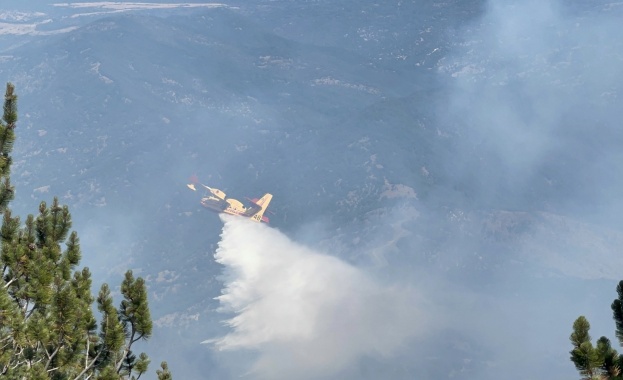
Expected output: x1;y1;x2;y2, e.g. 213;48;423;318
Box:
250;193;273;223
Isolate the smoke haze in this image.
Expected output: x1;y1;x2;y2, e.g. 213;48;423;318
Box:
2;1;622;379
439;0;623;218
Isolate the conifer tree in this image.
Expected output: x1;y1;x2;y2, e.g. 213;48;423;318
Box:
569;281;623;380
570;316;604;379
0;83;170;379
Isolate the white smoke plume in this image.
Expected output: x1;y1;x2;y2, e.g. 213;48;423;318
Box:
205;216;422;379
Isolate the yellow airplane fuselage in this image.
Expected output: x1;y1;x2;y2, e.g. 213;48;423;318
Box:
190;184;272;223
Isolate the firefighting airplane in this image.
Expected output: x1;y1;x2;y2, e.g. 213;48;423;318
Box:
187;181;273;223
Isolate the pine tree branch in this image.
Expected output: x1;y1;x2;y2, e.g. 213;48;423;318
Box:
71;350;102;380
0;334;13;345
44;345;61;371
3;276;16;288
10;359;28;370
24;303;37;319
116;323;136;373
85;334;89;371
131;332;144;345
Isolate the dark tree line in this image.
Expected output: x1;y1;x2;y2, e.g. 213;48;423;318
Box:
0;83;172;379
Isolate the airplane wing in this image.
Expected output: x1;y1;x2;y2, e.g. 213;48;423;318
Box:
205;186;226;200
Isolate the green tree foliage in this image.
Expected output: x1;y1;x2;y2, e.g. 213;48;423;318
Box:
569;281;623;380
570;316;607;379
156;362;172;380
0;82;16;213
0;83;170;379
611;282;623;344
